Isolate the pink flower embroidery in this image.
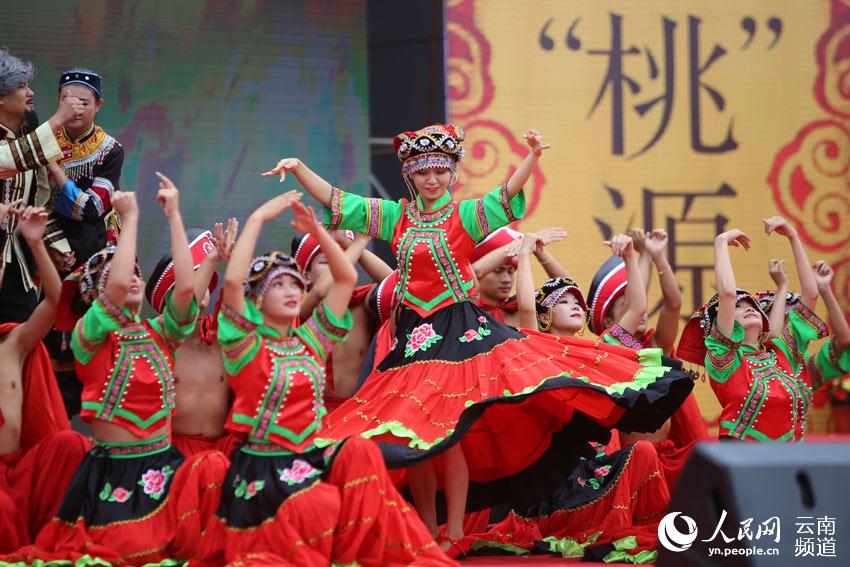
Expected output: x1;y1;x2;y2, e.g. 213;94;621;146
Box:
577;477;586;486
278;459;321;486
138;465;173;500
464;329;481;341
404;323;443;357
594;465;611;479
246;481;259;497
111;487;132;503
478;316;487;323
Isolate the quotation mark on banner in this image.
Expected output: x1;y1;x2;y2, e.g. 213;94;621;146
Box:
740;17;784;50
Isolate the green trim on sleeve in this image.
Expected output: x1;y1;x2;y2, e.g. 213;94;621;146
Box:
704;322;745;384
459;185;527;241
322;187;402;242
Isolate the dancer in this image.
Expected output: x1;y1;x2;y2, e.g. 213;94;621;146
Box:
471;227;568;325
0;205;87;552
460;236;670;563
589;232;709;486
9;180;227;565
677;228;829;442
263;124;693;551
196;191;450;565
146;221;238;457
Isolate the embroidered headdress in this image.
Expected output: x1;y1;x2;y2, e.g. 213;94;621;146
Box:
534;277;586;332
677;290;769;365
393;124;464;177
56;246;142;331
244;252;307;307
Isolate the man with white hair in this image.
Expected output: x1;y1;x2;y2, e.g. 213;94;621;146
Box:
0;47;84;322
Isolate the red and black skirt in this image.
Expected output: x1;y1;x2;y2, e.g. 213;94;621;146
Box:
470;441;669;563
321;301;693;513
9;434;227;565
197;437;450;566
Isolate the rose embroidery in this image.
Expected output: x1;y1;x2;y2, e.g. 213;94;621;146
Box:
277;459;321;486
458;318;492;343
458;319;492;343
404;323;443;357
233;475;266;500
578;464;612;490
460;329;481;342
98;482;133;503
138;465;174;500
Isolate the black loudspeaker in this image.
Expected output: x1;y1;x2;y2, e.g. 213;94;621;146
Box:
657;442;850;567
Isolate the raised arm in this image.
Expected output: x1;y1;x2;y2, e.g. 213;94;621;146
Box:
714;229;751;339
504;130;550;198
298;233;371;320
103;191;139;307
9;207;61;354
515;235;539;330
764;216;818;310
223;191;302;314
644;229;682;353
629;229;653;294
813;261;850;352
605;234;646;335
0;97;83;179
262;158;333;207
766;259;789;340
155;172;194;318
290;200;356;319
532;227;570;279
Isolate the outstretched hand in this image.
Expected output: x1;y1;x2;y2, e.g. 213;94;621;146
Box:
213;217;239;261
812;260;834;287
768;259;788;288
262;158;302;183
112;191;138;217
763;216;797;239
716;229;751;251
155;172;181;218
523;129;551;157
604;234;635;258
290;200;321;234
12;206;49;242
533;227;567;252
644;229;669;257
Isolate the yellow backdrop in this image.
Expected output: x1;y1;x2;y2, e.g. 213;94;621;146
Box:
447;0;850;429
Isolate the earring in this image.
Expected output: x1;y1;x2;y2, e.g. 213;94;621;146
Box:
578;325;585;336
403;175;416;201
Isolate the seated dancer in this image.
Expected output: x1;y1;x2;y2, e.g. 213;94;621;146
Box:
146;221;238;457
588;231;708;487
0;205;87;552
292;230;392;409
471;226;568;325
461;235;670;563
1;47;86;323
42;69;125;416
677;228;830;442
8;180;227;565
263;124;693;552
196;192;450;565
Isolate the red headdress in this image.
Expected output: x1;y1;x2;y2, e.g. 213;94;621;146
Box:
146;229;218;313
470;227;524;267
